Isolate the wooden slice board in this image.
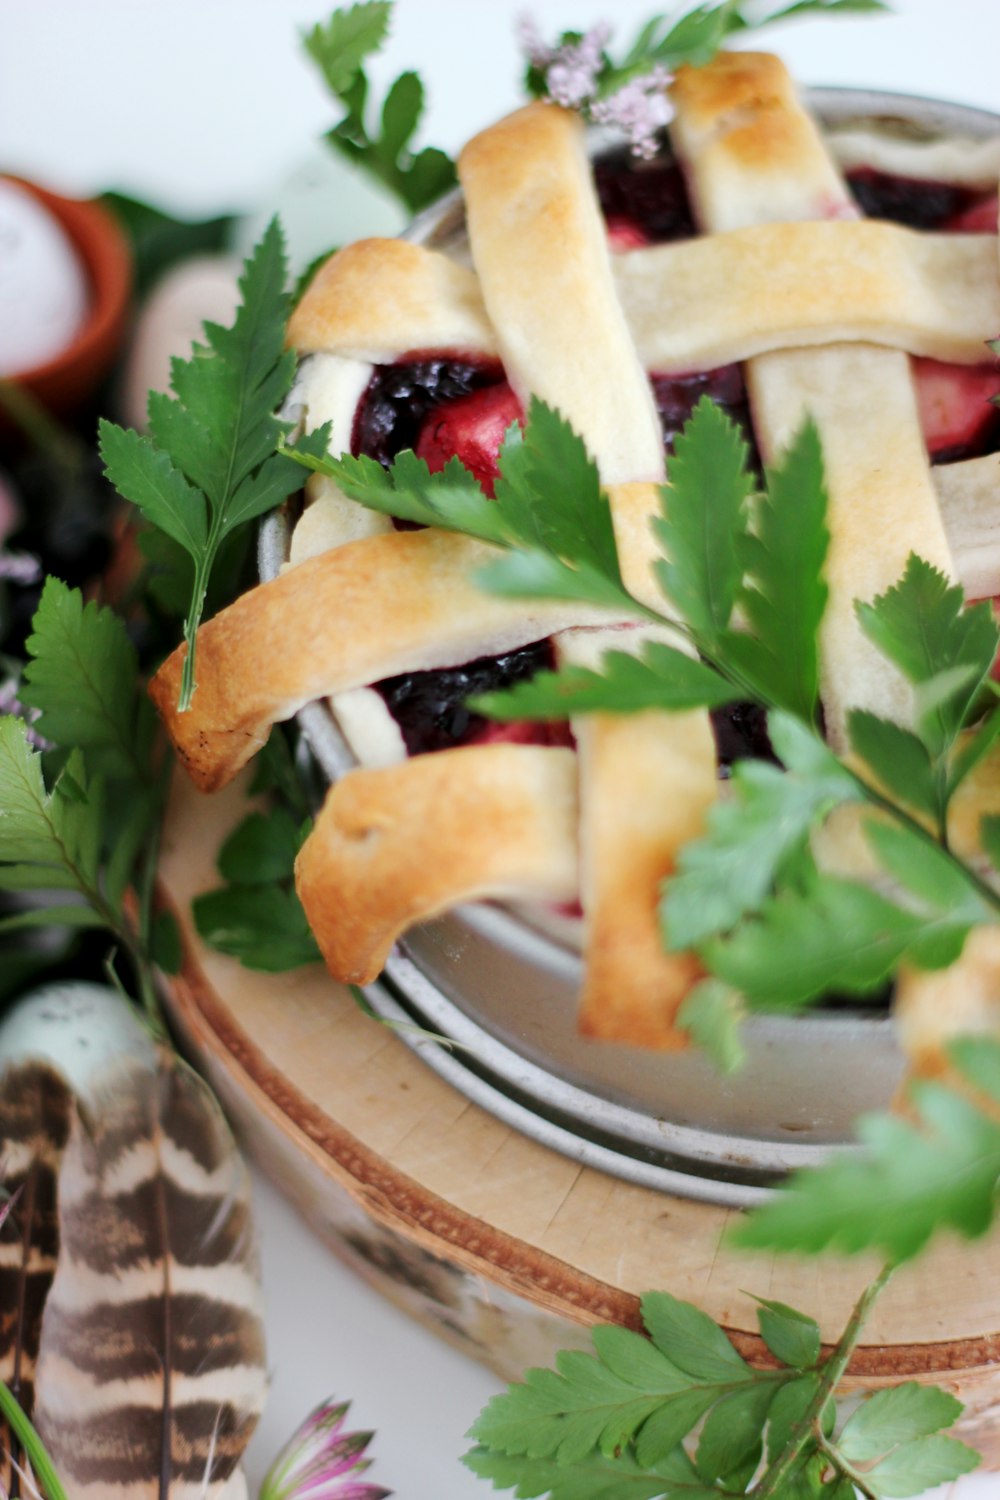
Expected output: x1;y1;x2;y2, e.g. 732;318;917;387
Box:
159;772;1000;1462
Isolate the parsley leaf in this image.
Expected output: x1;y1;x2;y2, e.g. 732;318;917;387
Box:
294;399;642;615
100;221;323;711
663;713;861;951
21;576;154;782
306;2;456;213
753;1299;822;1371
838;1384;963;1464
721;417;829;722
653;396;753;649
676;982;747;1075
732;1036;1000;1261
0;723;104;917
705;866;970;1010
192;800;320;972
855;556;998;758
470;643;732;721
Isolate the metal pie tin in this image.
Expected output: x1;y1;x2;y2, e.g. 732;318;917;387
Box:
262;88;1000;1206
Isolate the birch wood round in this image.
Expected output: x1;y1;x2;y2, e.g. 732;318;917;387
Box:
159;771;1000;1464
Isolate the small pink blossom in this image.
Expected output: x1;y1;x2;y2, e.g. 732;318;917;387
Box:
519;18;612;109
260;1400;390;1500
590;69;674;159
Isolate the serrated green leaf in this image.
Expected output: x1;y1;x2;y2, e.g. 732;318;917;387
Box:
675;981;747;1075
847;710;938;820
855;555;998;755
151;909;183;975
379;69;423;161
472;643;731;722
863;819;988;921
654;397;753;647
462;1443;711;1499
948;708;1000;798
979;814;1000;873
99;421;207;558
314;448;508;543
732;1040;1000;1261
21;577;148;781
765;1375;821;1465
662;719;861;950
695;1380;775;1480
216;808;304;885
753;1299;821;1370
722;417;829;721
0;904;107;935
471;1342;682;1468
632;1387;717;1468
838;1383;964;1464
863;1434;980;1496
304;2;392;102
705;873;969;1011
192;885;321;971
641;1292;749;1383
475;550;635;613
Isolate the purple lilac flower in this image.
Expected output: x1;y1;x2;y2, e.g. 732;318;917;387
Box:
519;17;612;108
0;551;42;586
259;1399;390;1500
590;68;675;159
0;680;50;751
517;15;672;157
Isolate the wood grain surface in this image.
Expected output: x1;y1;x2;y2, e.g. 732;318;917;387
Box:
158;770;1000;1461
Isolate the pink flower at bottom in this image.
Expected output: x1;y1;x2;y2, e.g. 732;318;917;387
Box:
260;1400;391;1500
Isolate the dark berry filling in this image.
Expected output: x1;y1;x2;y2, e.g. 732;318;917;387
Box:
651;365;760;465
352;354;506;468
348;154;997;767
375;641;562;756
593;146;697;245
846;167;996;232
711;701;778;777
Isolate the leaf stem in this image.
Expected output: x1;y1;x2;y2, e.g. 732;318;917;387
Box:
0;1379;70;1500
750;1263;895;1499
815;1430;881;1500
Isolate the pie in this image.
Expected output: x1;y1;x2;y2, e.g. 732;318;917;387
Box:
151;50;1000;1053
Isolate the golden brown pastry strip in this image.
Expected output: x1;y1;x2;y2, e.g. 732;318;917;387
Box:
288;227;1000;378
558;627;716;1049
459;102;665;486
287;238;498;361
460;103;718;1045
149;528;615;793
670;52;956;750
296;745;579;984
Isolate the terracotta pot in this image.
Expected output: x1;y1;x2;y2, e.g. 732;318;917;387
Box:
4;176;132;413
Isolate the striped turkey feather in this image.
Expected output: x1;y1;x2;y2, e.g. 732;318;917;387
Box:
32;1048;267;1499
0;1061;74;1497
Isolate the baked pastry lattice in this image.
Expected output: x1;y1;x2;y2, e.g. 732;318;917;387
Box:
151;51;1000;1050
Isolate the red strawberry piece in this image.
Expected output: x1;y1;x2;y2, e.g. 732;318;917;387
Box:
415;381;523;495
468;718;575;750
945;194;999;233
605;215;652;252
912;357;1000;460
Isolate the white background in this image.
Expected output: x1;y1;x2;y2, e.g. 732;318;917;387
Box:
3;1;1000;1495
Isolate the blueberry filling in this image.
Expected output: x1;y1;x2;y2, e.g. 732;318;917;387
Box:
593;146;697;244
845;167;993;231
651;365;760;467
351;354;505;468
375;641;557;756
710;701;778;776
347;153;995;767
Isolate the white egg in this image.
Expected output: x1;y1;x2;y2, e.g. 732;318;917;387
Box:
0;178;89;377
122;253;241;432
0;981;157;1101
